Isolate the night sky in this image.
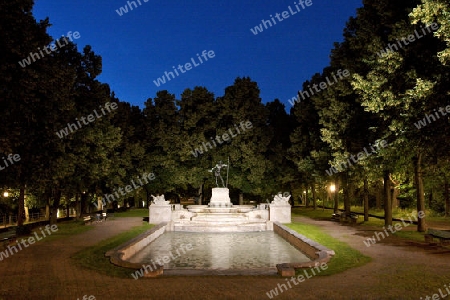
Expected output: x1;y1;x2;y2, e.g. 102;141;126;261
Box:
32;0;362;109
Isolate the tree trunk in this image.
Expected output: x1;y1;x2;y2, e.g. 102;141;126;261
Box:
343;172;351;215
364;177;369;222
311;182;317;210
389;175;399;208
17;187;25;226
45;202;50;221
305;186;309;208
428;189;433;209
414;153;426;232
75;193;80;218
50;189;62;225
333;180;340;213
198;184;202;205
80;192;87;215
66;194;70;217
445;178;450;217
383;170;392;226
375;181;382;209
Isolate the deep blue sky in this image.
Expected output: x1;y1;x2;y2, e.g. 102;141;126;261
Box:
32;0;362;109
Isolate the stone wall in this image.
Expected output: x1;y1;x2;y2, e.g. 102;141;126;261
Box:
273;222;335;273
106;222;167;273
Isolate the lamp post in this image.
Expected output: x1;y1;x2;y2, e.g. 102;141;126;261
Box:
330;184;338;212
2;192;8;227
329;184;336;210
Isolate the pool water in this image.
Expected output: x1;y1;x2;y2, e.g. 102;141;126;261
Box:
129;231;311;269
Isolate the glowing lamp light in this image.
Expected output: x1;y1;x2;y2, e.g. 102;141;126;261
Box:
3;192;8;197
330;184;336;192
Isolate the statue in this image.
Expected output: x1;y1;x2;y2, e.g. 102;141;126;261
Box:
151;194;170;205
271;192;291;206
209;161;228;188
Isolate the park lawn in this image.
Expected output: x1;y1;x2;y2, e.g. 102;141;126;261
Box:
114;208;149;218
285;222;371;276
38;219;94;242
291;207;332;220
72;222;153;278
292;207;433;243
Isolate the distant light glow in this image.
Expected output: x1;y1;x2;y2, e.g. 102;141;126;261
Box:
330;185;336;192
3;192;8;197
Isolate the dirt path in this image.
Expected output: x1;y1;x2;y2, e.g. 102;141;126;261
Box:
0;217;449;300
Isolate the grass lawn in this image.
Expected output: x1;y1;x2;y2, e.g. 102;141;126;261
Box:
292;207;443;244
38;219;94;242
292;207;332;220
286;222;371;276
114;208;149;218
72;222;153;278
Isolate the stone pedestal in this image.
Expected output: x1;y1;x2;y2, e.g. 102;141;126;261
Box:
269;205;291;223
209;187;231;207
149;205;172;224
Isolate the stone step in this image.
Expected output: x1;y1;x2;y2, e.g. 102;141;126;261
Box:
173;222;269;233
183;219;267;225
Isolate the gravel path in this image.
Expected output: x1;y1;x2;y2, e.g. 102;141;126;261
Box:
0;216;449;300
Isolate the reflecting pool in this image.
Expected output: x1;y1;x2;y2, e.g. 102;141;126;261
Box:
129;231;311;269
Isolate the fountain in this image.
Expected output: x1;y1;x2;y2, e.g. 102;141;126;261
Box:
108;160;334;277
148;160;293;232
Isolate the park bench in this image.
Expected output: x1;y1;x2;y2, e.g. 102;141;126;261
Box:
83;216;92;225
425;229;450;246
331;213;341;221
331;212;358;224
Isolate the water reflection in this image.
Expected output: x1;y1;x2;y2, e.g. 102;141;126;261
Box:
129;231;311;269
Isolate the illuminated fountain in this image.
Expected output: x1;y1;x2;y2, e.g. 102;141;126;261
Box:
109;163;335;277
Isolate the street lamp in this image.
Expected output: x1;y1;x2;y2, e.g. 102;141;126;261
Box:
330;184;337;212
3;192;8;197
326;184;336;210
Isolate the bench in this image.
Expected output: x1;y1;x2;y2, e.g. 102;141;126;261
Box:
345;212;359;222
331;212;358;224
83;216;92;225
425;229;450;245
331;213;341;221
